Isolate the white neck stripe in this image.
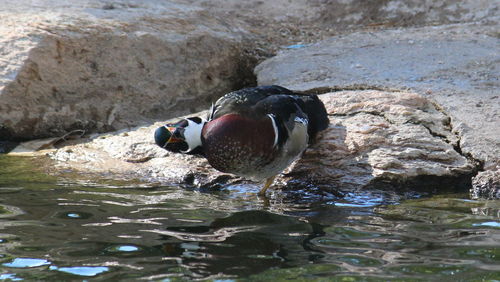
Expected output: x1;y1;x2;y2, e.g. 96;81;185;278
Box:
267;114;279;148
181;118;206;153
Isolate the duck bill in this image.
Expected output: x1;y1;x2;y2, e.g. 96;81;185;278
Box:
166;126;183;143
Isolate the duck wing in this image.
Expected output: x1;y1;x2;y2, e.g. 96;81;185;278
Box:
209;85;329;143
208;85;294;120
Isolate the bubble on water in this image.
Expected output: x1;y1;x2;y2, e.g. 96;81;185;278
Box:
59;211;93;219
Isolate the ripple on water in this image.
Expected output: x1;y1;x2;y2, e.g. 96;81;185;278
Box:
1;258;111;278
105;244;141;253
329;191;398;208
0;187;24;194
0;273;22;281
0;203;24;218
1;154;500;280
2;258;51;268
49;266;110;277
336;255;383;267
473;221;500;228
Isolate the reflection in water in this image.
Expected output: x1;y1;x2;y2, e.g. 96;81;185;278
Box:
474;221;500;228
49;266;110;277
107;245;140;252
2;258;50;268
0;157;499;279
145;226;257;242
0;184;498;280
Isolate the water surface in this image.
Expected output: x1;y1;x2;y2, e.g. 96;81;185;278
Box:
0;155;499;280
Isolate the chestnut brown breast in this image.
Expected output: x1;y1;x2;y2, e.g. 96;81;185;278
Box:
201;114;277;176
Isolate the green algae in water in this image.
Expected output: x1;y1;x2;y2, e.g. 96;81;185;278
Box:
336;255;383;267
0;155;57;189
246;263;343;281
0;154;153;192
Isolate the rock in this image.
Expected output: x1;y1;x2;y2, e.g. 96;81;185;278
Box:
0;0;256;141
2;0;497;196
283;90;475;193
255;22;499;197
0;142;18;154
7;130;85;155
8;138;61;156
310;0;499;29
44;90;475;194
48;112;239;189
186;0;498;51
2;0;497;142
471;170;500;200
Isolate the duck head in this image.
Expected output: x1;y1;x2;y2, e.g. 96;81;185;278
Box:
154;116;205;155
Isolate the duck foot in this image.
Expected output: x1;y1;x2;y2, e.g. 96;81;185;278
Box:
258;175;276;196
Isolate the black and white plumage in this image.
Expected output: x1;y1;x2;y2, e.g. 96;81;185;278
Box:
154;85;329;195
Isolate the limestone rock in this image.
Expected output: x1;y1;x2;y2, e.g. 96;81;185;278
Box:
49;114;238;189
186;0;498;50
254;22;498;197
283;90;475;192
2;0;497;142
471;170;500;200
309;0;498;28
46;90;475;194
0;0;255;141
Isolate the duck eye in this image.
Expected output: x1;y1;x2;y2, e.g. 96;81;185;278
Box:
173;128;185;138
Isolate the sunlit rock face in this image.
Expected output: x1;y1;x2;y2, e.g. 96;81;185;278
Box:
0;0;256;141
46;90;476;194
2;0;496;141
254;22;499;197
285;91;475;192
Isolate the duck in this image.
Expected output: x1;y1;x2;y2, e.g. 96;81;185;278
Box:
154;85;329;195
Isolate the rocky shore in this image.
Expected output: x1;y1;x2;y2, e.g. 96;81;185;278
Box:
1;0;499;198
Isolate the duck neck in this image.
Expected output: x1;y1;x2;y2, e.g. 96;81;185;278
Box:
181;118;206;153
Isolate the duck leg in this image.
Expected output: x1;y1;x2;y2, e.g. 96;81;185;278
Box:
258;175;276;196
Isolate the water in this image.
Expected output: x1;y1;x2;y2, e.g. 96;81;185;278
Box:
0;155;499;280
